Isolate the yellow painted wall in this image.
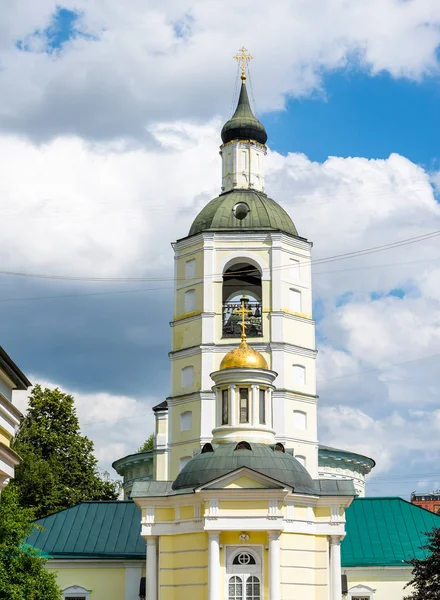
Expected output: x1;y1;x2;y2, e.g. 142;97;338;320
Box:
160;532;208;600
171;400;201;442
171;354;202;396
169;441;199;480
180;505;194;519
223;476;268;489
0;426;11;446
314;507;331;519
175;284;203;320
346;570;413;600
219;500;268;515
155;452;168;481
172;317;203;351
48;567;125;600
156;508;174;521
280;533;328;600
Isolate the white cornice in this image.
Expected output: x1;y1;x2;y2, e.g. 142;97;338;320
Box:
269;342;317;358
270;311;315;325
168;341;317;360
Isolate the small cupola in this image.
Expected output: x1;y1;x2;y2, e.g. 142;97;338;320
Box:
210;299;277;445
221;77;267;145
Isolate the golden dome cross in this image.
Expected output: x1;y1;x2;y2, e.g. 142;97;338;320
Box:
234;47;253;81
237;296;253;342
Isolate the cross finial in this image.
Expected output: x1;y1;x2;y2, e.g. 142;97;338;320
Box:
237;296;253;343
234;47;253;81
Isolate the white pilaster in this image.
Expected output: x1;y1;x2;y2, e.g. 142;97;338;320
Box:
251;385;259;426
268;532;281;600
229;385;237;426
266;388;272;428
330;535;342;600
208;532;220;600
146;536;158;600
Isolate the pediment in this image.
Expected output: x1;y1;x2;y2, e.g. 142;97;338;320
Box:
197;467;290;491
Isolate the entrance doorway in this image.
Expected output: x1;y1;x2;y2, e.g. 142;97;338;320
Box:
226;548;262;600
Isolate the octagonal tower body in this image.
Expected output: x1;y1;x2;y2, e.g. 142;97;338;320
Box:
157;77;318;481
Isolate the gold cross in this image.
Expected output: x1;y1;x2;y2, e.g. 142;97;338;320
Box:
233;47;253;81
236;296;253;342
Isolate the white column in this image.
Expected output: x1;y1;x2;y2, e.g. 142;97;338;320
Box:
229;385;237;426
251;385;259;426
215;388;221;427
266;389;272;428
208;532;220;600
146;536;158;600
330;535;342;600
268;531;281;600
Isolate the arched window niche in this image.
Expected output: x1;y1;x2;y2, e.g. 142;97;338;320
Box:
222;262;262;338
62;586;91;600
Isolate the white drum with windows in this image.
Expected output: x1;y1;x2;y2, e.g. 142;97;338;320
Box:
226;547;262;600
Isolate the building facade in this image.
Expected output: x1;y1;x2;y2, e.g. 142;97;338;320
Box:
131;67;357;600
0;346;29;492
411;491;440;514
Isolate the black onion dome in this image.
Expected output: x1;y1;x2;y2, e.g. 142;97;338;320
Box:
172;442;315;493
221;81;267;145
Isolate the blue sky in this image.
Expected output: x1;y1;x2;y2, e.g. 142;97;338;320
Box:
267;70;440;169
2;1;440;499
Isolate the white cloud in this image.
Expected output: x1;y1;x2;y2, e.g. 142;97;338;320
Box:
2;108;440;495
1;0;440;140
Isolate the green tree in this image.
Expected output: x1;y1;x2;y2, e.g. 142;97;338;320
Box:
0;486;61;600
138;433;154;453
405;527;440;599
12;385;120;519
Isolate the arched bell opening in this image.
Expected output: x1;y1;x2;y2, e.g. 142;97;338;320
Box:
222;262;262;338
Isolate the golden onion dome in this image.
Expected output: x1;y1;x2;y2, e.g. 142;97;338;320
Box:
220;341;268;370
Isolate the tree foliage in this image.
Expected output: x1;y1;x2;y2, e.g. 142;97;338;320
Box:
12;385;120;519
0;486;61;600
138;433;154;453
405;526;440;600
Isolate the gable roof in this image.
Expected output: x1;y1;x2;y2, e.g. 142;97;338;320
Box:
27;501;145;560
342;497;440;567
0;346;31;390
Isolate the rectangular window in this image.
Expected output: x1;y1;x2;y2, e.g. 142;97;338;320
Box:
184;289;196;312
185;259;196;279
259;389;265;424
290;258;300;280
290;289;302;313
222;389;229;425
293;364;306;386
239;388;249;423
181;365;194;387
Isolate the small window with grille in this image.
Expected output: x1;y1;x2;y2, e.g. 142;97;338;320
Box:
63;585;90;600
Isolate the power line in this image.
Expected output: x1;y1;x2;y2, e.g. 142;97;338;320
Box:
1;253;439;305
1;228;439;283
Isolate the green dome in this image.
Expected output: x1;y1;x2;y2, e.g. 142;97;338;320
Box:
172;442;316;493
221;81;267;145
188;189;298;237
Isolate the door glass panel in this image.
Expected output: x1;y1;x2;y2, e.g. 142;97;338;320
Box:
245;576;260;600
229;576;243;600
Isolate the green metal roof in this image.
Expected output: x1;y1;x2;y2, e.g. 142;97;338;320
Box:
171;443;316;493
27;501;145;560
188;189;298;238
221;80;267;145
342;497;440;567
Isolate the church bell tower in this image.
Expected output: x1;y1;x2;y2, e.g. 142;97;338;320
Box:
156;50;318;481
